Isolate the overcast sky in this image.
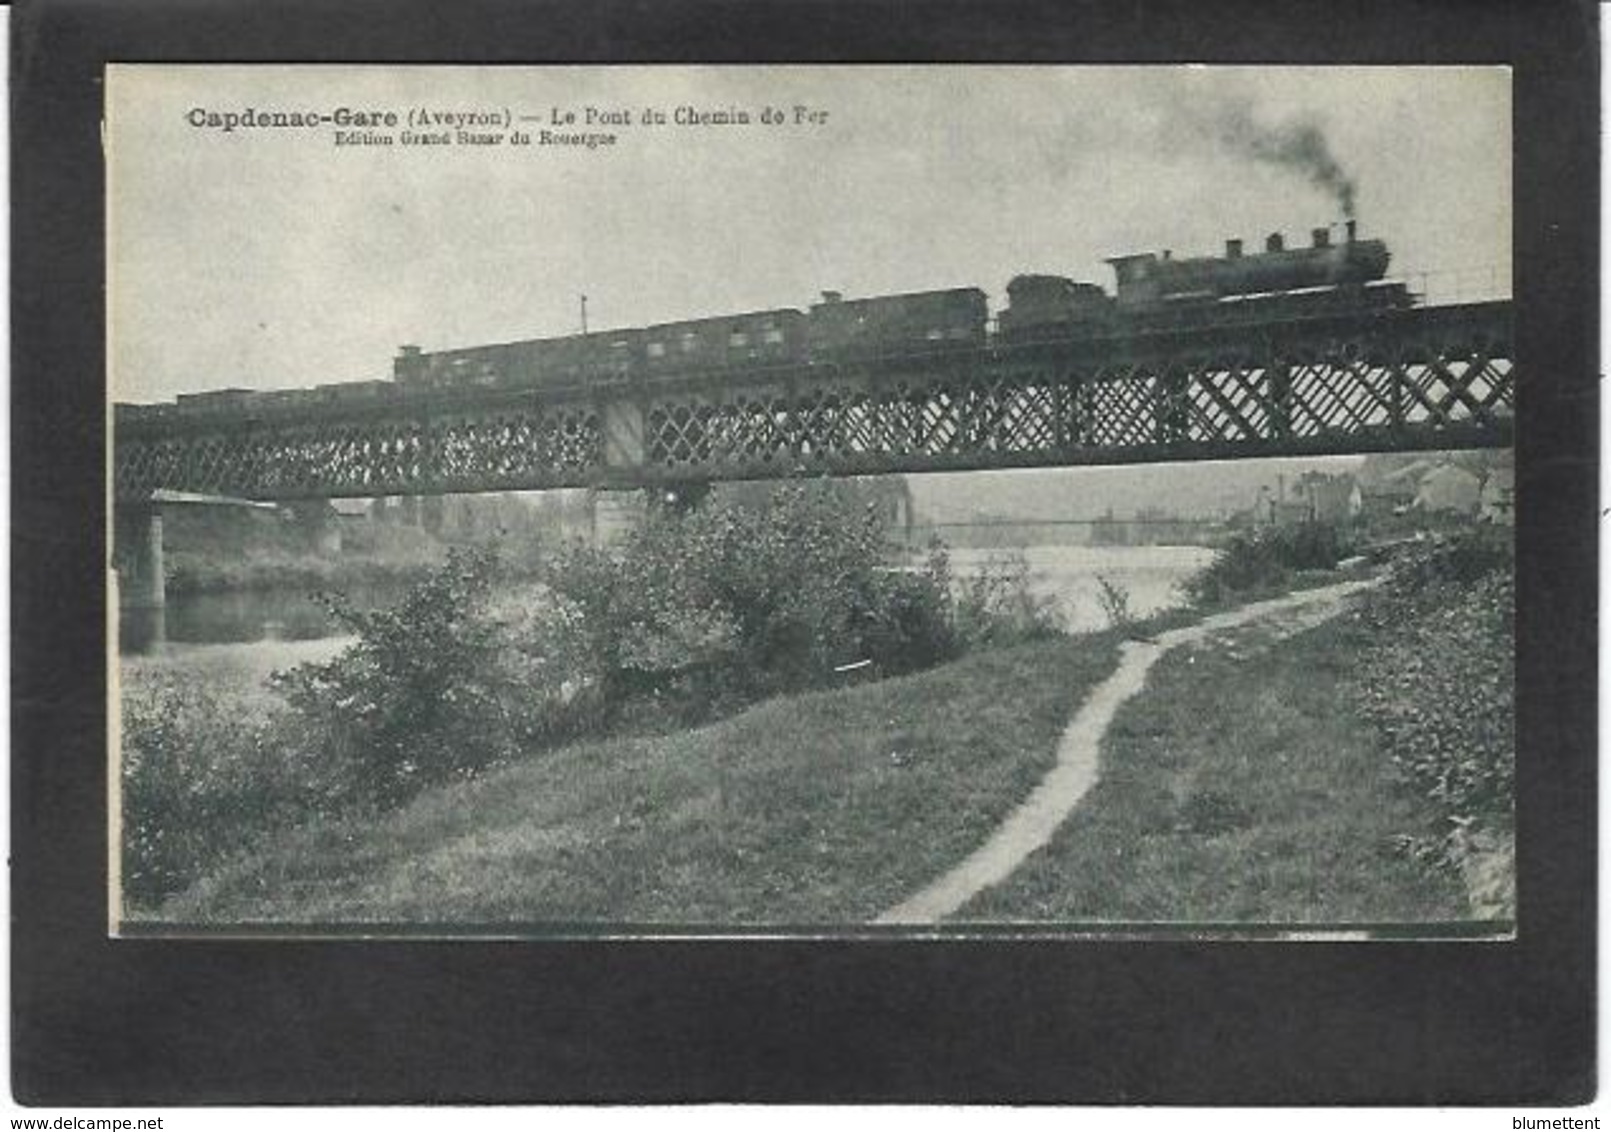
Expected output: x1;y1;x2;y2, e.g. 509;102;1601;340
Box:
108;65;1510;404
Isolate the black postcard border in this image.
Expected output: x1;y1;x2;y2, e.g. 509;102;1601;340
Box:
10;0;1599;1106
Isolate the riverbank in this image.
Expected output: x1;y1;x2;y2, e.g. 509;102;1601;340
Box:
143;630;1129;925
879;579;1383;925
130;568;1464;929
956;590;1473;926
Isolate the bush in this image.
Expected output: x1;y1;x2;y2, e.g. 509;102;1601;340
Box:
1182;520;1353;606
1353;529;1514;863
120;678;360;906
1094;575;1134;634
541;485;958;722
270;546;560;805
945;549;1065;650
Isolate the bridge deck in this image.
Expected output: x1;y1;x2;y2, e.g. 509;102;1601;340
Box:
114;300;1513;501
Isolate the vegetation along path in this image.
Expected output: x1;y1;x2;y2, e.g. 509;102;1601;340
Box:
875;577;1377;925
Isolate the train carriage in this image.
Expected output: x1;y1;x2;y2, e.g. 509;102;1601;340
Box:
639;309;807;377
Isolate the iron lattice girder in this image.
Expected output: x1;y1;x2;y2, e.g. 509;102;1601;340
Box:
114;301;1513;501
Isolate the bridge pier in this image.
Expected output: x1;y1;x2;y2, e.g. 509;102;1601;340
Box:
588;488;647;548
421;495;445;536
284;501;343;555
112;505;165;610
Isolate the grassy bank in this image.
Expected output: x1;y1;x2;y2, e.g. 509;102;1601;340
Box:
149;632;1122;925
957;608;1469;925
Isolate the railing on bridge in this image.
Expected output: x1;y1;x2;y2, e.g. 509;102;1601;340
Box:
114;300;1513;503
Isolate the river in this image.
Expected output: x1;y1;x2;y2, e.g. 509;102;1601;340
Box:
122;547;1211;660
941;544;1217;634
118;544;1217;679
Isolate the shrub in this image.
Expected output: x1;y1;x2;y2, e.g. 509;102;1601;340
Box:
1353;528;1514;864
270;546;549;805
120;677;360;906
541;485;958;721
1094;575;1134;634
1182;520;1353;606
946;549;1065;650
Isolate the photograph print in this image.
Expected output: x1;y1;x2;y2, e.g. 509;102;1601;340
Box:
108;64;1515;936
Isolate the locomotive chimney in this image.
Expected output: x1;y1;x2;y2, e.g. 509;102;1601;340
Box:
1266;232;1285;253
1312;227;1331;248
1346;219;1357;243
1226;238;1243;259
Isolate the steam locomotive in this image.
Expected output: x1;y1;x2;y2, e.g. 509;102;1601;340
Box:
124;222;1409;422
997;219;1407;342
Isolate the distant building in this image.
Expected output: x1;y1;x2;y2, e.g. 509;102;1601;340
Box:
1293;471;1363;524
1252;483;1323;528
1359;472;1420;519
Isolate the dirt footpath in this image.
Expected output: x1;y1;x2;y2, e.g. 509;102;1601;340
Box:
875;579;1377;925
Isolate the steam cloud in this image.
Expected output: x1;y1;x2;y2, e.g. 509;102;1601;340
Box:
1207;99;1357;219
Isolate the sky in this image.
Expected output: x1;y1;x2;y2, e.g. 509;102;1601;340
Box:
107;65;1511;404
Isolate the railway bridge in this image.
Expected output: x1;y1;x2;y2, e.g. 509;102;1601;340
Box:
113;299;1513;607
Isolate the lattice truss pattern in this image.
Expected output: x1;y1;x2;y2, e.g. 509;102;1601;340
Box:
115;305;1512;499
645;323;1513;474
116;405;603;500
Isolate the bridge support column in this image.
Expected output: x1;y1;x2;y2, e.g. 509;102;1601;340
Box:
1268;362;1293;439
588;488;648;549
420;495;445;536
113;505;165;610
285;501;343;555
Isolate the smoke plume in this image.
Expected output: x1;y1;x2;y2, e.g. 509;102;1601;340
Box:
1207;99;1357;219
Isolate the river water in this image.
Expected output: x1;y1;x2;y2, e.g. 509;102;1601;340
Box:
942;544;1217;634
118;545;1216;669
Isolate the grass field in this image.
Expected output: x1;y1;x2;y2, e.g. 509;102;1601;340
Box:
135;568;1477;930
956;608;1469;925
153;632;1122;926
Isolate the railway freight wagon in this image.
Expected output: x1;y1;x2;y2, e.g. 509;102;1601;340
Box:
806;287;989;361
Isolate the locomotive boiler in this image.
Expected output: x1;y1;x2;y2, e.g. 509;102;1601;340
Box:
1106;220;1392;308
998;220;1411;343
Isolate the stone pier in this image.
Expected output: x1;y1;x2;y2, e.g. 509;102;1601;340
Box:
588;489;648;548
285;501;343;555
113;505;165;610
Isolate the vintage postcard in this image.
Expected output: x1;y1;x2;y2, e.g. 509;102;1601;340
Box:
107;64;1514;937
